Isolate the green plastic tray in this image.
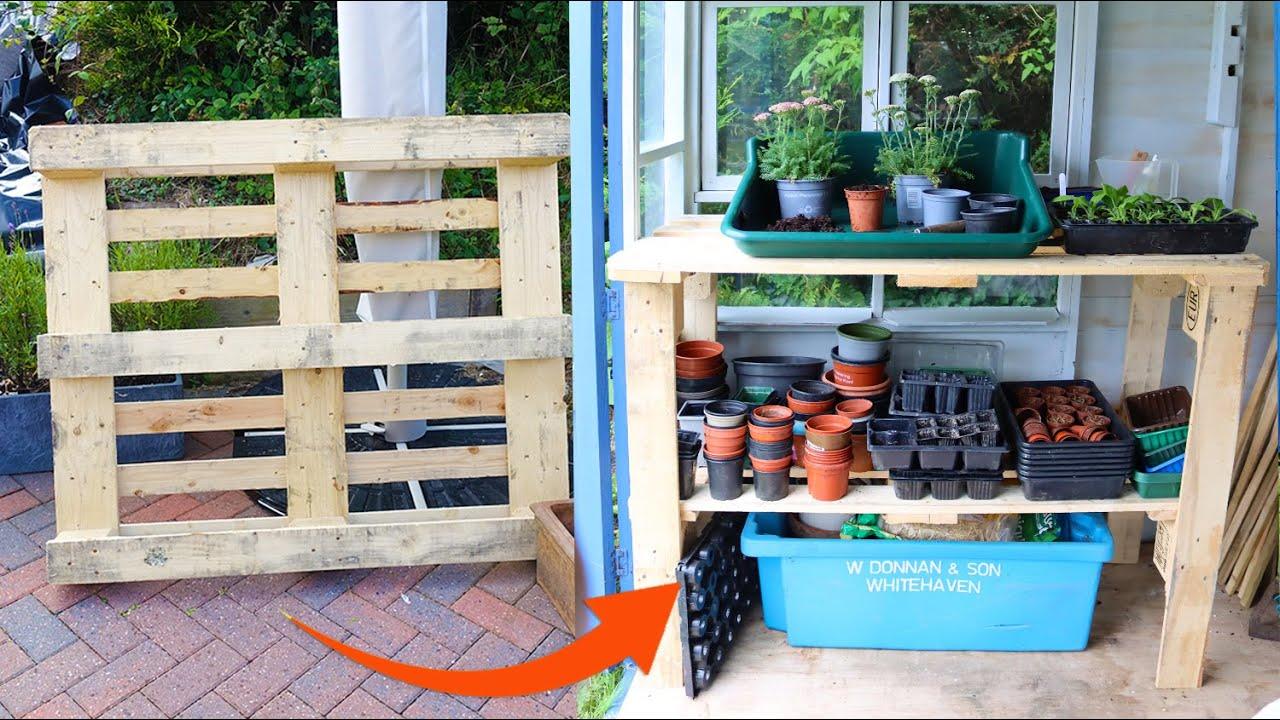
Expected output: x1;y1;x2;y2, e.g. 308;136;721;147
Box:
1135;425;1189;453
1142;439;1187;467
723;131;1052;258
1131;470;1182;498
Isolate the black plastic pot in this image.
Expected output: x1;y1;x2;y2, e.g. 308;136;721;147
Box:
732;356;825;398
0;375;185;474
747;438;793;460
789;380;837;403
962;207;1018;233
677;374;727;394
1060;216;1257;255
704;400;750;427
678;452;698;500
969;192;1022;221
706;455;745;500
753;468;790;501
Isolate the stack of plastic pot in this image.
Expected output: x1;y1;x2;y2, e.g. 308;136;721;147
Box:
835;398;875;472
787;380;837;467
702;400;749;500
677;340;729;405
829;323;893;412
677;430;702;500
999;380;1137;500
1123;386;1191;498
804;414;855;501
748;405;795;501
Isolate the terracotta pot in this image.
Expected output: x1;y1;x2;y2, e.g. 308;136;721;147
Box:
1066;384;1093;396
832;359;886;387
1016;386;1042;400
676;361;727;380
1026;431;1051;443
803;442;853;464
1068;394;1093;408
702;446;745;461
702;423;747;441
805;415;853;450
748;422;793;443
1083;414;1111;428
822;369;892;396
1089;430;1117;442
1023;396;1046;411
1022;420;1048;438
835;399;874;419
750;404;794;427
806;460;852;501
1046;412;1075;431
850;433;872;472
1014;407;1042;423
1053;428;1081;442
1048;403;1076;416
844;185;888;232
1041;385;1067;396
787;392;835;416
675;340;725;375
1079;405;1104;417
793;434;806;467
750;455;792;473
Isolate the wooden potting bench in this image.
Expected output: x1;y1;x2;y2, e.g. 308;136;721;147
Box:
607;214;1269;704
34;114;572;583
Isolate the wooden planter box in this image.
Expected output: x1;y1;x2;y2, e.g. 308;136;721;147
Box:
532;499;576;634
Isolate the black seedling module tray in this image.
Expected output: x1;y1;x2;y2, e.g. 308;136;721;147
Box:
867;416;1007;472
1060;217;1256;256
676;513;759;699
1019;474;1128;501
897;369;997;414
889;469;1004;501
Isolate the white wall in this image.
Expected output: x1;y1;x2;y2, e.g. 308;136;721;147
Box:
1076;0;1275;401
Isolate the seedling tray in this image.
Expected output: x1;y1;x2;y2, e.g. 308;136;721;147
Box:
1060;216;1257;255
999;380;1137;458
1135;425;1189;453
895;369;997;414
866;417;1007;472
889;469;1004;501
723;131;1052;258
1123;385;1191;434
1020;474;1129;501
1131;470;1182;499
1142;439;1188;468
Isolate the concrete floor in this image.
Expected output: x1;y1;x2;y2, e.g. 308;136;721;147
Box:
620;551;1280;718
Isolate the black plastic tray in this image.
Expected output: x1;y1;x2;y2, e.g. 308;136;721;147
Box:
889;469;1004;501
1060;217;1257;255
676;514;758;698
1020;474;1128;501
866;417;1007;472
896;369;996;414
999;380;1137;457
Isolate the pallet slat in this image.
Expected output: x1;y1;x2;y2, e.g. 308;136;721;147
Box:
39;315;572;378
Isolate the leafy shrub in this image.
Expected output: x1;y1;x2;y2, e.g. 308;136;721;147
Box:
754;95;848;182
109;240;216;332
0;248;45;393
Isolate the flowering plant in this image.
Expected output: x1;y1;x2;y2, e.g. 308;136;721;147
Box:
869;73;980;185
753;93;848;182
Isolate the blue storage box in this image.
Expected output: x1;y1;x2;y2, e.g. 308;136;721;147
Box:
741;512;1113;651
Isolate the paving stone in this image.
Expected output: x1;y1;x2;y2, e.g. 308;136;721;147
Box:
120;494;201;524
290;649;372;714
453;588;551;652
66;640;174;716
553;689;576;718
322;591;417;656
142;640;244;717
479;695;562;719
415;563;493;606
475;562;537;604
326;688;396;719
0;475;19;497
513;585;570;635
0;557;48;608
226;572;305;612
0;642;104;717
352;565;433;609
99;580;173;613
0;641;33;683
14;473;53;503
163;576;233;611
0;595;76;661
387;591;484;655
216;639;315;716
361;634;458;712
251;691;321;719
526;629;575;708
9;502;54;535
176;692;242;719
0;521;41;571
0;490;38;521
126;594;214;661
26;693;88;719
450;633;529;712
100;692;165;719
195;595;283;660
289;569;370;611
60;595;146;661
32;580;100;613
26;523;54;550
255;594;352;659
175;491;254;521
403;691;481;720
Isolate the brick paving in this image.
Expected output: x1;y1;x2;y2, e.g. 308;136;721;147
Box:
0;433;576;718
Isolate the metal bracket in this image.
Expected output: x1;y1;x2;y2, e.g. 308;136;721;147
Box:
613;546;631;579
602;286;621;321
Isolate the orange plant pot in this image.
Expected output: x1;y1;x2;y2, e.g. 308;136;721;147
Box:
750;455;792;473
787;393;835;416
793;434;807;467
804;415;854;450
844;185;887;233
806;459;852;501
835;399;874;419
850;433;872;472
748;423;793;443
831;360;887;387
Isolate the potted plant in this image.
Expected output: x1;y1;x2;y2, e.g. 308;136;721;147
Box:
1053;185;1258;255
0;242;212;474
754;93;849;220
869;73;981;224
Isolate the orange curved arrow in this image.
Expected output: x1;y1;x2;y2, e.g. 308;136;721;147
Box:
285;583;680;697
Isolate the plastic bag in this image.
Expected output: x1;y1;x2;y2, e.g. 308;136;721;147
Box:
878;514;1021;542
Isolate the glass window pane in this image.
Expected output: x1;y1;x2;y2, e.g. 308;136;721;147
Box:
638;1;666;145
718;274;871;308
640;154;684;236
715;5;864;176
907;3;1057;173
884;276;1058;309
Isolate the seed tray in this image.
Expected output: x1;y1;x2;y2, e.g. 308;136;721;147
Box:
889;468;1004;500
1123;385;1191;434
676;513;759;698
999;380;1137;457
1131;470;1182;498
898;369;997;414
1020;474;1129;501
1142;439;1187;468
866;418;1008;472
1135;425;1189;453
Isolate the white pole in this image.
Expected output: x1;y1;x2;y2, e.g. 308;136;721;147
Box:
337;1;447;443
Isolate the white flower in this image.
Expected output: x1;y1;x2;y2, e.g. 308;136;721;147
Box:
889;72;916;83
944;95;960;106
918;74;938;85
819;104;834;112
960;88;981;100
802;96;824;106
880;103;902;112
753;112;771;123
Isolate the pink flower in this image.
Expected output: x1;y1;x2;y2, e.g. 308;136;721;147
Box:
802;96;824;106
819;104;834;112
754;112;771;123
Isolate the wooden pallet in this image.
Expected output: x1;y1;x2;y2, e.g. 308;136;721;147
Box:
32;114;572;583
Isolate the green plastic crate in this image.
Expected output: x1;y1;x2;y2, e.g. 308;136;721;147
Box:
1135;424;1189;453
1131;470;1182;498
723;131;1052;258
